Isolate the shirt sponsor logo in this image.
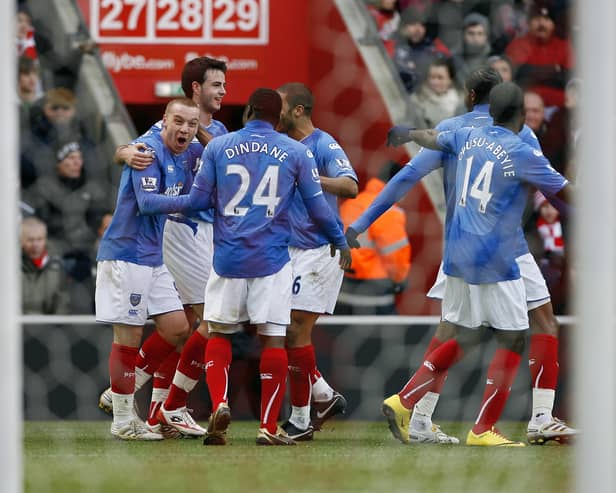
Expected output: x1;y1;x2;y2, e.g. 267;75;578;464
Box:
164;182;183;197
167;165;175;173
141;176;158;192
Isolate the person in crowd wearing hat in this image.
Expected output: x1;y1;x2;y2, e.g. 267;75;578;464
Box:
452;13;492;88
505;1;574;107
23;140;108;313
393;7;451;93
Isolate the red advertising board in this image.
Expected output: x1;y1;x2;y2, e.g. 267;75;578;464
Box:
77;0;309;104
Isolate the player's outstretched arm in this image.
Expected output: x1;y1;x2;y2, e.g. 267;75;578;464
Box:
350;149;443;235
137;191;191;215
114;143;155;170
406;129;440;150
319;176;358;198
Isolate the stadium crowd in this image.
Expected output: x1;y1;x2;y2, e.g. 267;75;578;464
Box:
18;0;577;446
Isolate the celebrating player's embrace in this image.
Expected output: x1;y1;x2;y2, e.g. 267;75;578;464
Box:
96;71;353;444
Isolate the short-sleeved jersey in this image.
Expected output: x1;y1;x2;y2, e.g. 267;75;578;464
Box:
97;130;199;266
437;124;568;284
351;104;541;260
192;120;335;278
288;129;358;249
144;119;228;223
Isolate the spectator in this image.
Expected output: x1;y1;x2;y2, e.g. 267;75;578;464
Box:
337;161;411;315
16;6;38;60
18;56;41;119
541;78;580;178
23;140;108;261
21;216;70;314
393;7;450;93
22;87;100;184
487;54;514;82
489;0;530;54
409;58;462;128
366;0;400;56
505;1;574;107
533;192;568;313
452;13;492;87
523;91;547;138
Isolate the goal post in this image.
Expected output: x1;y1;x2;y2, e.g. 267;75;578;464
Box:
1;0;22;491
576;1;616;492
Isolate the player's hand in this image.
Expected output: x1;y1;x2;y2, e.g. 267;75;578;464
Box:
345;226;361;248
337;248;352;270
329;244;352;270
124;143;155;170
386;125;415;147
197;126;214;146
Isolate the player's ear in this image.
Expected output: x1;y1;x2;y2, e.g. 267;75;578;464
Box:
243;104;254;124
191;80;201;97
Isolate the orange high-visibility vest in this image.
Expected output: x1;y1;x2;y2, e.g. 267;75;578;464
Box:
340;178;411;283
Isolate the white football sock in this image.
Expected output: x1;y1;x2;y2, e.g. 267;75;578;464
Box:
531;388;555;425
112;391;135;425
289;405;311;429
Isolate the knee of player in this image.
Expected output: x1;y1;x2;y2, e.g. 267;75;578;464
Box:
163;320;191;345
528;302;559;336
494;329;526;354
434;320;458;341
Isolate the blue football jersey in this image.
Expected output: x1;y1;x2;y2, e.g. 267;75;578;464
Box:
288;129;358;249
437;124;568;284
144;119;228;224
97;130;198;266
351;104;541;260
187;120;347;278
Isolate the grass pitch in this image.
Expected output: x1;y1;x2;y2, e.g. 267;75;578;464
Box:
25;420;572;493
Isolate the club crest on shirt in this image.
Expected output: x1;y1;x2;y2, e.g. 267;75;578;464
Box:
306;149;314;158
129;293;142;306
141;176;158;192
